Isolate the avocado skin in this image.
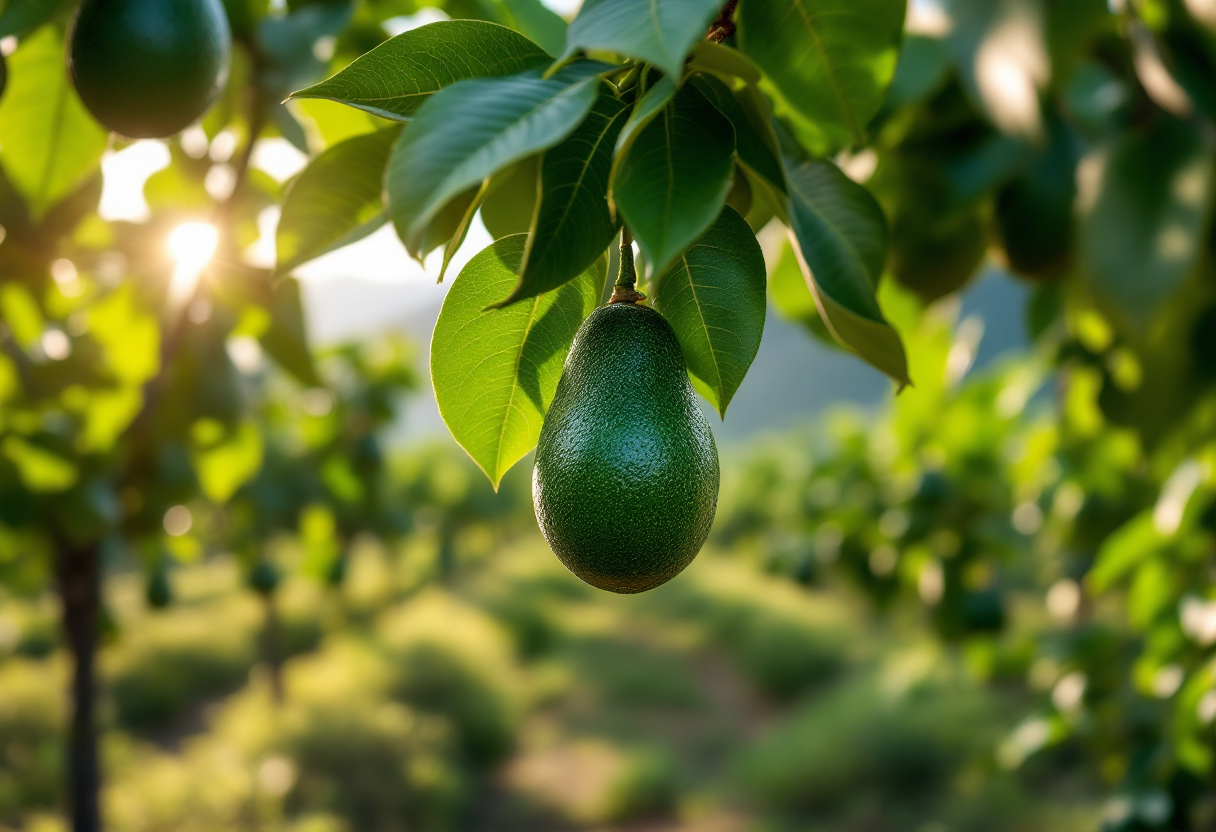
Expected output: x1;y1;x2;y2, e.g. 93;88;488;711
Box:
533;303;719;594
69;0;231;138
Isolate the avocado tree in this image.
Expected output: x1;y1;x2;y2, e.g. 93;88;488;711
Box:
0;0;366;828
3;0;1216;829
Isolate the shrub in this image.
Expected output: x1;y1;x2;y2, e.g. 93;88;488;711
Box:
0;658;63;821
106;596;260;729
735;673;995;815
601;747;682;823
376;590;522;765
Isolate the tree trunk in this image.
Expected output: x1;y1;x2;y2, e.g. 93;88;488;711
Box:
55;539;102;832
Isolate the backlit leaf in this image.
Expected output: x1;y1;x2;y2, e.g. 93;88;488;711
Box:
785;157;910;387
193;422;265;504
431;234;602;488
653;206;766;415
691;73;785;192
276;126;400;274
497;91;629;306
291;20;552;121
565;0;723;80
387;61;605;253
3;437;77;493
614;82;735;278
0;27;108;219
737;0;905;155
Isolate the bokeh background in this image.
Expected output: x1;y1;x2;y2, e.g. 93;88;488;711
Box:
4;0;1216;830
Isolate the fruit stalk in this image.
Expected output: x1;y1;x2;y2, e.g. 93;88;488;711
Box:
610;228;645;305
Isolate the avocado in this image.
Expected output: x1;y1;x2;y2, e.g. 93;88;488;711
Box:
68;0;232;138
533;302;719;594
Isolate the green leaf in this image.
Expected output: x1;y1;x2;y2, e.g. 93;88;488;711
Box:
0;0;66;37
193;422;264;504
290;20;552;121
0;283;43;348
482;156;541;239
691;73;785;192
687;41;762;86
490;0;568;56
613;74;676;165
496;91;629;306
565;0;723;80
785;157;910;387
387;61;605;253
1079;116;1213;323
431;234;602;488
614;82;735;278
260;277;321;388
276;126;400;275
87;284;160;386
652;206;766;416
737;0;905;155
769;239;838;348
0;27;108;219
3;437;77;493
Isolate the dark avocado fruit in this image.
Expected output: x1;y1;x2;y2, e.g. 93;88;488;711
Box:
68;0;232;138
533;301;720;594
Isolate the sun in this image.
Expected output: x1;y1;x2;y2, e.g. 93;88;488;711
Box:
167;222;219;307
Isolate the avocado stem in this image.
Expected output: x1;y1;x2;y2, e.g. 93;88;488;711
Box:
610;228;646;304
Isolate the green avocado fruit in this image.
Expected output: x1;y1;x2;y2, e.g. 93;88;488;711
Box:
533;302;720;594
68;0;232;138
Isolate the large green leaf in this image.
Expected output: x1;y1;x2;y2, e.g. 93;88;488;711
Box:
691;73;785;192
769;239;838;348
785;157;910;387
614;82;735;279
652;206;766;416
612;74;676;166
482;156;541;239
495;92;629;307
259;276;321;388
1079;117;1213;323
687;41;762;85
387;61;605;253
0;27;108;219
490;0;568;56
606;75;677;199
565;0;723;80
276;126;400;274
431;234;602;488
737;0;905;155
290;20;552;121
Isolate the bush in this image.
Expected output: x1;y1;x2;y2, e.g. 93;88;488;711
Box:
376;590;522;765
104;639;465;832
732;611;849;700
106;596;261;729
646;558;856;700
735;673;995;815
0;658;63;821
601;747;682;823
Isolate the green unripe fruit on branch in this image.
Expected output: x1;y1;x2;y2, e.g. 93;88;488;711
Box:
68;0;232;138
534;302;719;594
